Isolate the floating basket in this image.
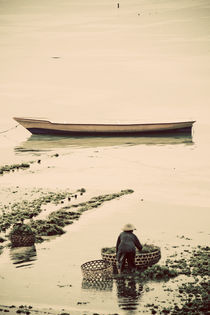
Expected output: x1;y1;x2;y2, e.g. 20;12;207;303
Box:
81;259;113;280
101;247;161;269
10;234;35;247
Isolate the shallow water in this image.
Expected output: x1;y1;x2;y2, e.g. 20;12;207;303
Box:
0;0;210;314
0;130;209;313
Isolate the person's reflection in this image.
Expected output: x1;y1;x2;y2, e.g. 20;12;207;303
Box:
116;277;143;311
10;245;37;268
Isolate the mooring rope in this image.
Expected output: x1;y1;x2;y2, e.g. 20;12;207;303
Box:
0;124;19;134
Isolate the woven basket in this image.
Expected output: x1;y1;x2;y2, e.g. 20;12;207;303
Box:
10;234;35;247
81;259;113;280
101;247;161;269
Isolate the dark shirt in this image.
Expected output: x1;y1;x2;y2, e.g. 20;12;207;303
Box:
116;231;142;254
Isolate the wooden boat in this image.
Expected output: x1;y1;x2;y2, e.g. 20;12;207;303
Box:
13;117;195;136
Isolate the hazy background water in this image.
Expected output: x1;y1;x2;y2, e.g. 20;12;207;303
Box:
0;0;210;126
0;0;210;314
0;0;210;160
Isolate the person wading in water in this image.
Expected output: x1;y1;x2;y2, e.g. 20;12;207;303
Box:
116;223;142;274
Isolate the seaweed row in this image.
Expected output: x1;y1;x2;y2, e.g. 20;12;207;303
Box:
0;188;85;233
0;153;61;176
0;189;134;243
0;162;32;175
29;189;134;238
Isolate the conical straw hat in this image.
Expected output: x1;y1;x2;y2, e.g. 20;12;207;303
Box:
122;223;136;231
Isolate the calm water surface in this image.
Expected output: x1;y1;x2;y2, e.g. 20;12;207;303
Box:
0;0;210;314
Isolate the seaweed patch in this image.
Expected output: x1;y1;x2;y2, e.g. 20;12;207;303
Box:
151;246;210;314
0;188;134;251
0;162;31;175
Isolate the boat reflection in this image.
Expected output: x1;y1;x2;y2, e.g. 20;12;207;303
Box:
15;133;193;152
116;277;143;311
9;245;37;268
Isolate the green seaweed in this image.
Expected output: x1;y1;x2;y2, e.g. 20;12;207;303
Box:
0;162;31;175
0;188;134;243
9;223;35;237
165;246;209;277
30;220;65;236
190;246;209;277
138;264;178;281
0;236;6;243
0;190;78;233
29;189;134;237
157;246;210;314
101;244;159;255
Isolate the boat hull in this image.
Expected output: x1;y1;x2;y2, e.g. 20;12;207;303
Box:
13;117;195;137
26;126;192;136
